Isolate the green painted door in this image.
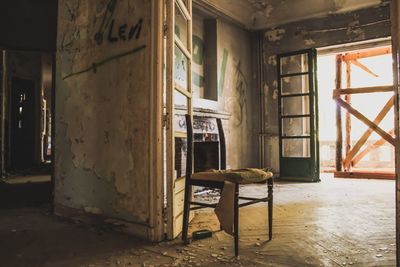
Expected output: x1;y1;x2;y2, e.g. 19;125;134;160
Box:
278;49;320;182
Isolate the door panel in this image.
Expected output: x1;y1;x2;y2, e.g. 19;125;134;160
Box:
278;49;320;182
166;0;193;239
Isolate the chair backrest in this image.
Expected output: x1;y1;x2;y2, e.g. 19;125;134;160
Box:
216;118;226;170
185;114;193;179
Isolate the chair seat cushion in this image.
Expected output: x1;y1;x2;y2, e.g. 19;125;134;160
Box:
191;168;273;184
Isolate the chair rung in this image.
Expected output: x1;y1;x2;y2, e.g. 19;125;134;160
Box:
239;196;270;201
239;198;269;208
190;201;217;208
190;206;209;211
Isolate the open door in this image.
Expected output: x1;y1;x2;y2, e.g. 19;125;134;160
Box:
278;49;320;182
165;0;193;239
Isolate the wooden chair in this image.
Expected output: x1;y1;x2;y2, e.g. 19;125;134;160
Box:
182;114;274;256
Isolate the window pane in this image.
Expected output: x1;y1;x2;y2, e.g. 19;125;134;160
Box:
281;74;309;95
175;136;187;179
174;90;188;107
280;53;308;75
282;139;310;158
282;96;310;116
282;117;310;137
175;3;188;48
174;45;188;91
174;94;189;180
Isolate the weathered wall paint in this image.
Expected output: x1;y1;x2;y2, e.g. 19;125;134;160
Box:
249;0;387;29
55;0;153;232
193;0;387;30
261;5;391;172
192;13;205;98
216;20;259;169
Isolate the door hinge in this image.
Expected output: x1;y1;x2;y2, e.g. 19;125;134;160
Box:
163;113;170;129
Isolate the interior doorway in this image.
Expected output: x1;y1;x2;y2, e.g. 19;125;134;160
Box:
3;50;54;176
317;42;394;179
10;77;36;170
0;50;54;208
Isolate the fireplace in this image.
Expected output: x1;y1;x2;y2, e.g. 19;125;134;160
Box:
194;141;219;172
174;115;221;178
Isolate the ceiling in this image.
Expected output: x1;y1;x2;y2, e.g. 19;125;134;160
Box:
194;0;387;30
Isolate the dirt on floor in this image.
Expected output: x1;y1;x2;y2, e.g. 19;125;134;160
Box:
0;174;396;267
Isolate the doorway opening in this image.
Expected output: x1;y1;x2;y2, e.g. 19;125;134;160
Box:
317;42;394;180
0;50;54;208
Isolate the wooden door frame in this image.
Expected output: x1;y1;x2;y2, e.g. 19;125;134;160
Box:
277;49;320;182
390;0;400;265
165;0;193;240
148;0;165;242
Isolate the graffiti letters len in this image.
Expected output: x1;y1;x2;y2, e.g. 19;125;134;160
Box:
94;0;143;45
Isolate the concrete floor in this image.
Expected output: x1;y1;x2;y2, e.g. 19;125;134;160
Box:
0;174;395;266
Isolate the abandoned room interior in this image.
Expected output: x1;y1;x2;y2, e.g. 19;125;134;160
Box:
2;0;400;266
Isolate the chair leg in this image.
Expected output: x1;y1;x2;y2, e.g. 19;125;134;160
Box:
182;183;192;242
267;178;273;241
234;183;239;257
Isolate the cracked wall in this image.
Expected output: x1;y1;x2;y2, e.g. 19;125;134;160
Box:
261;5;391;172
55;0;153;230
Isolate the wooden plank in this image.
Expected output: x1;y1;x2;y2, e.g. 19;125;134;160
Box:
342;46;392;61
350;59;378;77
342;96;394;169
332;85;393;98
335;54;343;172
336;98;395;146
334;171;395;180
345;61;352;170
352;128;395;167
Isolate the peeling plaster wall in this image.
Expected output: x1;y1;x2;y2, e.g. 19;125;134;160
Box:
193;0;387;31
261;5;391;172
193;0;255;29
55;0;153;230
249;0;387;29
216;20;259;169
